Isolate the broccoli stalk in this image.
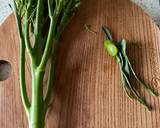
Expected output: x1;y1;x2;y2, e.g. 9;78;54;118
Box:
13;0;80;128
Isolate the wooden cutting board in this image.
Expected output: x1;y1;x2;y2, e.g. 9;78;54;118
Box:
0;0;160;128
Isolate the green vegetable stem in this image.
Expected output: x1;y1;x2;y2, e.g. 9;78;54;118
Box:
102;26;158;111
12;0;80;128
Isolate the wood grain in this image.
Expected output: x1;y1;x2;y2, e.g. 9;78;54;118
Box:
0;0;160;128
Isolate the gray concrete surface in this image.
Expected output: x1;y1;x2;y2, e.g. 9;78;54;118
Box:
131;0;160;27
0;0;12;25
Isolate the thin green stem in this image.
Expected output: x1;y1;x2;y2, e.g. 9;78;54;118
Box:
42;7;69;104
44;38;58;106
34;0;44;50
13;1;30;117
102;26;113;41
118;61;134;100
38;17;57;70
43;1;78;105
37;0;60;70
122;71;151;110
48;0;54;17
24;8;33;56
44;57;56;106
127;56;158;96
20;39;30;117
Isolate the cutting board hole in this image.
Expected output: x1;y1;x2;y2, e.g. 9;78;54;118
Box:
0;60;12;81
